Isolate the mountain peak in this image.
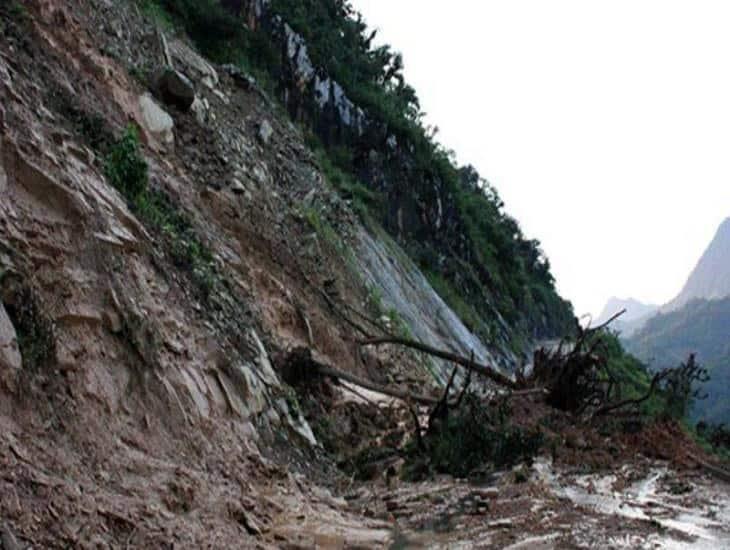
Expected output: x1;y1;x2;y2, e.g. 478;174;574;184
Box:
666;217;730;311
719;216;730;235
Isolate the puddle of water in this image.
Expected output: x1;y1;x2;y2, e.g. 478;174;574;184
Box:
551;465;730;549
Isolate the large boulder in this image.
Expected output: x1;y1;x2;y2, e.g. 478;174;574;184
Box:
138;93;174;145
169;39;219;90
152;68;196;111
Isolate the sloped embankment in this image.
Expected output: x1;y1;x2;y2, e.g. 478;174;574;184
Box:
0;0;515;546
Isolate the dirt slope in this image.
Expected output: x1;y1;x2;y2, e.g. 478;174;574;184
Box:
0;0;422;546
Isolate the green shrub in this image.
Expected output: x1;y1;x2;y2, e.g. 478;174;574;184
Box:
104;126;148;200
406;396;544;480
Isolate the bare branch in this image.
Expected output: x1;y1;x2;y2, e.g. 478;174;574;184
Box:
594;369;671;417
359;337;517;389
587;308;627;333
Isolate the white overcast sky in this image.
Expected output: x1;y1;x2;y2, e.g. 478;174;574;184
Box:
350;0;730;318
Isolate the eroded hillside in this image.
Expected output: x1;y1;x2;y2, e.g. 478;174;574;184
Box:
0;1;729;548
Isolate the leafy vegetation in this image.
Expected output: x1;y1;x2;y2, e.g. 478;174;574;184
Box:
599;331;665;416
104;126;149;199
404;396;544;480
586;331;715;422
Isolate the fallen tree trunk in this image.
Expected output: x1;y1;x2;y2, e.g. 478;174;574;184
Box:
277;347;440;406
317;363;441;406
358;337;517;389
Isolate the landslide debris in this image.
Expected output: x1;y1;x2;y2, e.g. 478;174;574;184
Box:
0;1;727;549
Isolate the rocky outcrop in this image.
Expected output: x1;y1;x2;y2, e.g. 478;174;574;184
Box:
0;2;490;544
354;226;516;380
257;119;273;145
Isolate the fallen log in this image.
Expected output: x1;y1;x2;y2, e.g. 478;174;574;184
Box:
278;347;440;406
358;337;517;389
317;363;441;406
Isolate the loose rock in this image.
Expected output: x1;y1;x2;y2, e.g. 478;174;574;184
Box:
258;120;273;145
138;93;175;145
152;67;196;111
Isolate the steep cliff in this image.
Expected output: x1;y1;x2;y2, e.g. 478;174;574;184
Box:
177;0;576;353
0;0;546;544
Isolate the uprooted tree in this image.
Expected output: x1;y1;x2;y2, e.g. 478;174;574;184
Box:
275;303;719;479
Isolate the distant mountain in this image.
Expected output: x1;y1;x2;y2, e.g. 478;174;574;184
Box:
595;297;658;336
665;217;730;311
626;297;730;424
625;218;730;424
601;218;730;338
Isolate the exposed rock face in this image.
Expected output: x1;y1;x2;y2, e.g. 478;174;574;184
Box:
0;2;727;549
168;39;219;90
353;226;515;378
0;1;522;545
258;119;273;144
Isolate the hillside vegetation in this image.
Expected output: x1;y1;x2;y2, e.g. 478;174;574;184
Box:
150;0;576;354
627;297;730;424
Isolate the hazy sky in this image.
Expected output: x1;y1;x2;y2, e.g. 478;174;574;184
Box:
350;0;730;318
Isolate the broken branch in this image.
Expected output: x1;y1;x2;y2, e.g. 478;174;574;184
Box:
594;369;671;417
